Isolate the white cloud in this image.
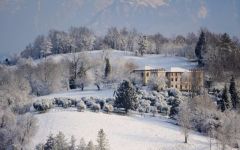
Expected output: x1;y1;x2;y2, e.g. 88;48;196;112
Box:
122;0;169;8
198;4;207;19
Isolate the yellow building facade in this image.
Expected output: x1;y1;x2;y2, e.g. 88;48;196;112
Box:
133;66;204;91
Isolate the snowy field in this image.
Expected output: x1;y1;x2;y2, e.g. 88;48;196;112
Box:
32;108;219;150
46;50;197;71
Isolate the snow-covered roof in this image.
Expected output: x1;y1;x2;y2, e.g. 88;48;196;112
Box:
169;67;189;72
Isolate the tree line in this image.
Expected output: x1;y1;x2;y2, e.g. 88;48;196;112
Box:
19;26;199;60
36;129;109;150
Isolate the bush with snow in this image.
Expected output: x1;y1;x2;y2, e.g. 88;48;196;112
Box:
103;104;114;113
91;103;101;112
168;88;182;98
148;76;167;92
77;101;86;112
150;106;158;117
96;99;106;109
54;97;73;108
33;99;53;112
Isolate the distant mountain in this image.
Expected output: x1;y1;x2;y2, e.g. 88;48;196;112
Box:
66;0;172;34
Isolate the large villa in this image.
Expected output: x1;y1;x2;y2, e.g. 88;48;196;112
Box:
133;66;204;91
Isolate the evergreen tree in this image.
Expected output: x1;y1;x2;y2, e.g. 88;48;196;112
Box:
195;31;206;66
97;129;109;150
219;97;226;112
138;35;148;56
221;84;232;111
104;58;111;78
36;143;44;150
77;138;86;150
115;80;138;113
169;98;181;118
229;76;239;110
77;62;87;91
55;132;68;150
86;140;95;150
69;135;76;150
44;134;56;150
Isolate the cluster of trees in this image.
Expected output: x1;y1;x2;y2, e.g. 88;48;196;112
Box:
2;50;138;97
36;129;109;150
219;76;240;112
0;65;37;149
177;93;240;149
19;26;200;60
195;30;240;80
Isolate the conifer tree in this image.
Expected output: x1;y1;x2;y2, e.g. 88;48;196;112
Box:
138;35;148;56
77;138;86;150
44;134;56;150
221;84;232;111
69;135;76;150
229;76;239;110
104;58;111;78
86;140;95;150
195;31;206;66
219;97;226;112
97;129;109;150
78;62;87;91
115;80;138;113
55;132;68;150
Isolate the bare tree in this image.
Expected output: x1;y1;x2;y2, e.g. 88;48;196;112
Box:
178;99;192;143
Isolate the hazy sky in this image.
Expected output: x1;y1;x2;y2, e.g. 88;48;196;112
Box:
0;0;239;58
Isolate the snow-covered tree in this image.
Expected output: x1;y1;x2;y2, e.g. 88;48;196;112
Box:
77;138;86;150
148;76;167;91
77;101;86;112
40;37;52;58
220;84;231;111
69;135;76;150
54;131;68;150
137;35;148;56
70;27;95;51
86;140;95;150
103;104;114;114
178;100;192;143
229;76;239;110
115;80;138;113
195;31;207;66
97;129;109;150
104;58;111;79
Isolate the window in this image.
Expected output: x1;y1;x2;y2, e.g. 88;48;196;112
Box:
171;78;173;81
146;72;149;77
175;78;177;81
175;85;177;88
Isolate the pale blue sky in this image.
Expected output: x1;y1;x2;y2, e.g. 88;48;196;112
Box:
0;0;239;58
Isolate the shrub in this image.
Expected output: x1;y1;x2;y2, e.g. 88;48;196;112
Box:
33;99;53;112
150;106;158;117
103;104;114;113
77;101;86;112
91;103;101;112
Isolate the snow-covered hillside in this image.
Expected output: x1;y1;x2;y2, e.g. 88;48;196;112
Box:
29;51;211;150
45;50;197;71
32;108;218;150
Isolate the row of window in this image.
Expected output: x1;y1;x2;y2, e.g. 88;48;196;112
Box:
171;78;179;82
171;84;189;89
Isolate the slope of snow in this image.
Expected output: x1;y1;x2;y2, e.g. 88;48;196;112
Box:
43;50;197;71
31;108;219;150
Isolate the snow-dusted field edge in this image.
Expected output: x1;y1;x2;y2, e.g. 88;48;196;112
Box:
31;107;219;150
